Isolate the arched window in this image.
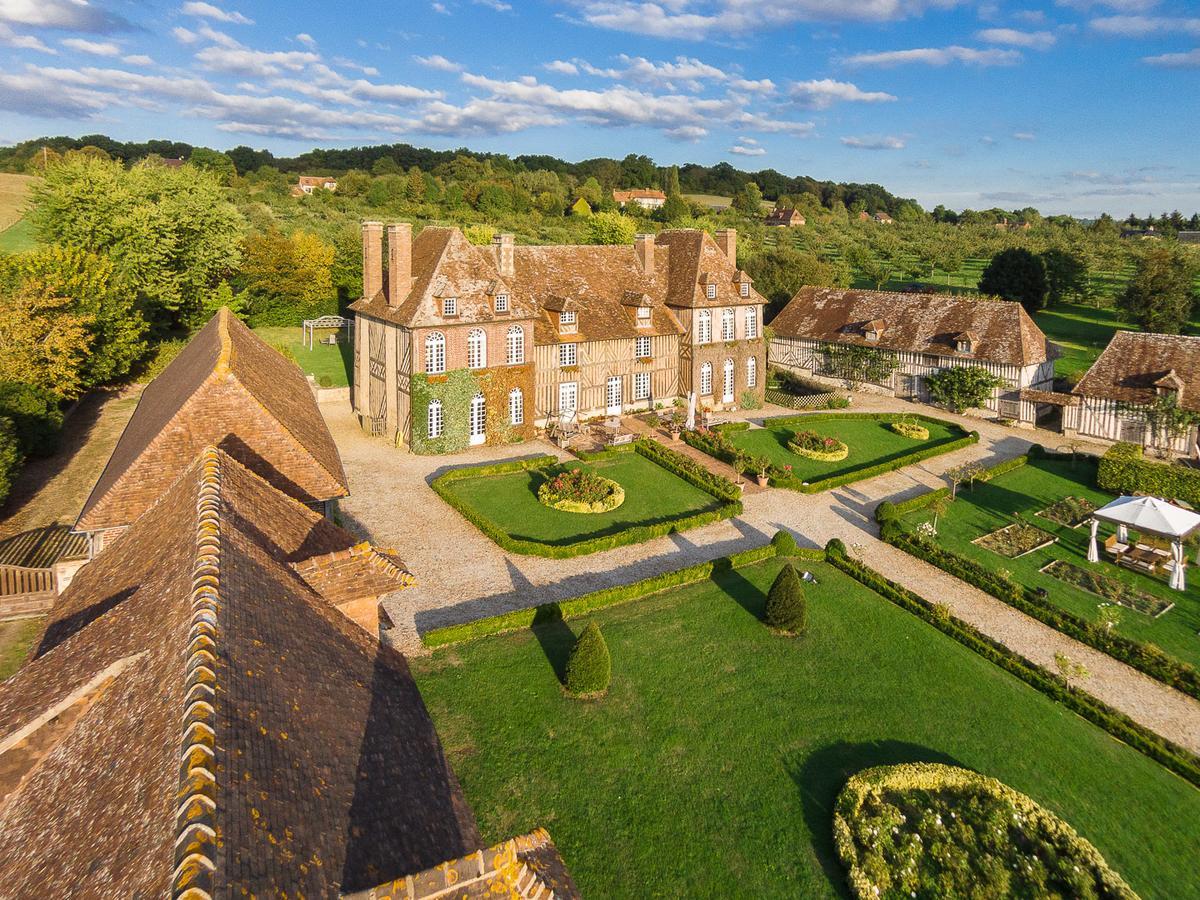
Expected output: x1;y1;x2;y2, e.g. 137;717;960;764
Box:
744;307;758;339
696;309;712;345
721;308;735;341
469;393;486;445
509;387;524;425
425;332;445;374
700;361;713;396
467;328;486;370
747;356;757;388
506;324;524;365
427;399;444;438
722;358;734;402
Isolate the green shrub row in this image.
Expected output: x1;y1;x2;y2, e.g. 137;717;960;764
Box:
421;538;814;647
778;431;978;494
874;452;1200;700
827;552;1200;789
633;438;743;501
1098;442;1200;507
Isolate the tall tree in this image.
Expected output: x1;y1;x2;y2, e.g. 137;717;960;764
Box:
1116;247;1198;334
1040;247;1087;306
978;248;1048;313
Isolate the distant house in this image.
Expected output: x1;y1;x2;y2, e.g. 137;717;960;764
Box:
1070;331;1200;454
293;174;338;196
873;211;894;224
74;307;349;557
766;207;805;227
769;287;1054;420
160;156;185;169
613;188;667;210
1120;225;1161;240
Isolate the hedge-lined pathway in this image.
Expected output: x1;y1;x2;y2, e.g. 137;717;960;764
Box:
324;399;1200;753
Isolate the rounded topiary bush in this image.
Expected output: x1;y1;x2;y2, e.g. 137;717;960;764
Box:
889;420;930;440
771;529;798;554
825;538;847;558
766;563;808;635
564;621;611;697
875;501;897;523
833;763;1138;900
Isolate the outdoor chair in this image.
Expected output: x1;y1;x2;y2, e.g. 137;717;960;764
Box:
1103;534;1129;557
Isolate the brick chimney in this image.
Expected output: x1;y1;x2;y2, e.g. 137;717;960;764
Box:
362;221;383;300
386;223;412;308
715;228;736;265
634;233;655;276
493;233;515;278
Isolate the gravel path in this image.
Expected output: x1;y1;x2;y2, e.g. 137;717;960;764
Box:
322;398;1200;754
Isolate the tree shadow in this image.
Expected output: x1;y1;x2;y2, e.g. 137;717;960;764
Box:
35;586;136;658
787;740;966;893
505;558;576;683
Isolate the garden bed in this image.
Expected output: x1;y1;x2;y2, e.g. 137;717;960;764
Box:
1041;560;1174;618
972;522;1057;558
1037;496;1098;528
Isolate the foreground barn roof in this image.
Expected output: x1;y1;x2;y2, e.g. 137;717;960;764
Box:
0;448;483;896
76;308;348;534
770;286;1050;366
1074;331;1200;411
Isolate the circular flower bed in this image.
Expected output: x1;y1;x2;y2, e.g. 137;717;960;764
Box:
890;420;930;440
537;467;625;514
788;429;849;462
833;763;1138;900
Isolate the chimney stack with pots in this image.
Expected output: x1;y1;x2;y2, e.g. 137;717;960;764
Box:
634;233;655;276
715;228;736;265
387;222;412;308
362;221;383;300
493;233;515;278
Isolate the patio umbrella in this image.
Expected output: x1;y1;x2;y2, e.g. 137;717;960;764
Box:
686;392;696;430
1087;495;1200;591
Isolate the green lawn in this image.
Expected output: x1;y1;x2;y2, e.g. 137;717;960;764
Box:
0;218;37;255
412;556;1200;899
440;453;724;549
252;325;352;387
0;617;42;681
725;415;964;484
901;458;1200;671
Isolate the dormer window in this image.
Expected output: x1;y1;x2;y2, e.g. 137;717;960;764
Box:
442;297;458;317
1154;370;1184;401
559;311;577;333
863;320;886;342
495;293;509;313
637;306;651;321
706;284;717;300
956;339;973;354
739;282;750;298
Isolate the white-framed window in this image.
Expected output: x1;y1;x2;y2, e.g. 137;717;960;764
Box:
706;283;717;300
637;306;652;321
635;336;651;358
696;309;712;345
467;328;486;370
721;307;735;341
747;356;757;388
559;381;578;416
700;361;713;396
740;282;750;298
634;371;650;400
469;393;486;445
495;293;509;313
425;331;445;374
722;358;734;402
442;297;457;317
559;311;577;333
427;399;444;438
506;324;524;364
509;387;524;425
559;342;577;367
745;308;758;340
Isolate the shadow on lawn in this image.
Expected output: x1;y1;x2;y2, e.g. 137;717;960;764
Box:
789;740;966;894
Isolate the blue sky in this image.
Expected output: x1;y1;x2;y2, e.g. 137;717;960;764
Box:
0;0;1197;215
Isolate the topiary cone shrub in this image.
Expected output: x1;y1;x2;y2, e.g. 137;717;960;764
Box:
564;621;611;697
766;564;808;635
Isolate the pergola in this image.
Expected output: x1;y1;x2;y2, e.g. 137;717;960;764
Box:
302;315;353;350
1087;495;1200;591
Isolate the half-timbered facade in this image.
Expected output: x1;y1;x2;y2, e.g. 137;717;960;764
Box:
769;287;1054;420
351;223;766;453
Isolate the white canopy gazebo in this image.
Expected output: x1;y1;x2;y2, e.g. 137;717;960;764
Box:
1087;495;1200;591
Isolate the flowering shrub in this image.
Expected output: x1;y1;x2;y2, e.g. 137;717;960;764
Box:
833;763;1137;900
537;467;625;514
788;430;850;462
890;418;930;440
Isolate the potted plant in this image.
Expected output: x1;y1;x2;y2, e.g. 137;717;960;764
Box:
667;413;683;441
754;455;771;487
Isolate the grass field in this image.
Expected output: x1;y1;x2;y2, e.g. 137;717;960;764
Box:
0;618;42;681
900;457;1200;671
723;415;964;484
251;325;352;387
439;453;725;549
0;173;37;256
412;556;1200;898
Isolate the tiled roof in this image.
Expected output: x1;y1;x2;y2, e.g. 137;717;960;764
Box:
1074;331;1200;410
76;308;348;533
0;524;87;568
0;448;475;896
769;287;1050;366
655;230;763;309
292;541;414;607
613;189;666;202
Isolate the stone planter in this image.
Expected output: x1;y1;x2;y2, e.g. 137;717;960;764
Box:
755;474;770;487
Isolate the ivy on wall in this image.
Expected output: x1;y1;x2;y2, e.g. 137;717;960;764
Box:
410;365;535;455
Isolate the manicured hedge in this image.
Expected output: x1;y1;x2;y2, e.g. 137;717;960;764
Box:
875;453;1200;700
827;552;1200;789
421;537;817;647
632;438;743;501
1098;442;1200;508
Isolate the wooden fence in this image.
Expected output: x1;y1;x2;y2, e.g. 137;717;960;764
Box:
764;387;848;411
0;564;56;619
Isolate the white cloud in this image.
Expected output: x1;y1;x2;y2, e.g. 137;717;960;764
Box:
844;45;1021;66
976;27;1056;48
0;23;55;52
295;33;317;47
788;78;896;108
544;59;579;75
1143;47;1200;67
173;26;199;44
1057;0;1158;11
842;134;906;149
180;2;254;25
123;54;153;65
333;57;379;75
551;53;776;93
414;54;463;72
473;0;512;9
62;37;121;56
0;0;132;32
666;125;708;140
1090;15;1200;36
730;143;767;155
432;2;450;13
1012;131;1036;140
1012;9;1048;24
